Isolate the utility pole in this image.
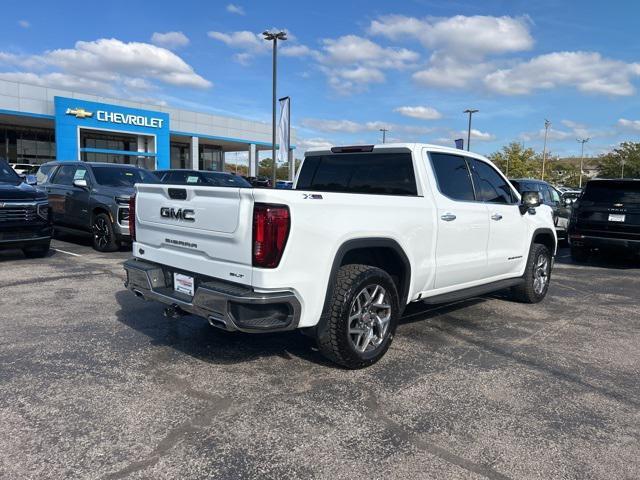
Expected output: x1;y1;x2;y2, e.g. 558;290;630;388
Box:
464;109;478;151
541;119;550;180
263;29;287;188
577;138;590;189
379;128;389;144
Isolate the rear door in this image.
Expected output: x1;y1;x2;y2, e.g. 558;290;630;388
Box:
469;158;529;277
134;183;255;282
428;152;490;289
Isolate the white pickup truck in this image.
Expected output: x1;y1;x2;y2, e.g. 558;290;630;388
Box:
124;144;556;368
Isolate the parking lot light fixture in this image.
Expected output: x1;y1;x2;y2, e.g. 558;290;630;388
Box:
263;30;288;188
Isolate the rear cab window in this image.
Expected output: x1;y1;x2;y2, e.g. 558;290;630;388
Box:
582;181;640;204
297;151;418;196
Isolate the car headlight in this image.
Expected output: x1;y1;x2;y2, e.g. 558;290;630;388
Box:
36;202;50;220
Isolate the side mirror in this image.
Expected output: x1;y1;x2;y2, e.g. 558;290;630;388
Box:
519;191;541;215
73;179;88;189
25;174;37;185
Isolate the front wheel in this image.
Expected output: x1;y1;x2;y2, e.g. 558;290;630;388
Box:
92;213;120;252
316;264;400;369
511;244;552;303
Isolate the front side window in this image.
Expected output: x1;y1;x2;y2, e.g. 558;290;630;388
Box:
52;165;83;186
297;152;417;196
549;187;561;204
429;153;475;201
469;159;515;204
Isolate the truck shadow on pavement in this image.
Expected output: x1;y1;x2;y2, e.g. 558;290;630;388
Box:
113;290;488;369
554;246;640;270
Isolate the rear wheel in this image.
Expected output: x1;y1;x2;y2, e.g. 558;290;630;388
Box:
316;264;399;369
570;245;589;262
92;213;120;252
511;243;551;303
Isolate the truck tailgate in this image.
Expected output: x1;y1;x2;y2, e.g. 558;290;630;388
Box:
134;183;254;284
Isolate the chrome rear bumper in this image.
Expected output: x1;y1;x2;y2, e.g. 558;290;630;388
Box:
123;258;301;333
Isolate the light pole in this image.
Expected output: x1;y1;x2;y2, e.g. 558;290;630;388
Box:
577;138;590;188
263;29;287;188
464;109;478;151
541;119;550;180
379;128;389;144
621;158;625;179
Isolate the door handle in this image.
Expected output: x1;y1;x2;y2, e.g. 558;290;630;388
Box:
491;213;503;221
440;213;456;222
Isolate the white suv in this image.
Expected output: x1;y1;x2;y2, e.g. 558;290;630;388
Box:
124;144;557;368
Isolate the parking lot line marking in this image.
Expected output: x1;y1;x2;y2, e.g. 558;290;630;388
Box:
52;248;81;257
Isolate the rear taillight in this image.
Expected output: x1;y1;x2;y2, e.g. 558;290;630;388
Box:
252;203;290;268
128;194;136;241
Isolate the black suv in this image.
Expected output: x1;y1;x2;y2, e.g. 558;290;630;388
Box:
510;178;570;240
0;159;51;257
568;179;640;261
39;161;158;252
155;169;252;188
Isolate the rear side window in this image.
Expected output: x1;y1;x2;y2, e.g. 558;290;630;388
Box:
582;181;640;204
429;153;475;201
296;152;417;196
469;159;515;204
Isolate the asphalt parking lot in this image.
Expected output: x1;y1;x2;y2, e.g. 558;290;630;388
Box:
1;238;639;480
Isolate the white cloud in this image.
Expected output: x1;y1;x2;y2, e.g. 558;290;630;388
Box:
280;45;316;58
18;20;30;29
485;51;640;96
618;118;640;132
454;129;495;142
301;118;436;139
370;15;533;57
317;35;419;94
298;137;334;153
226;4;245;15
208;30;266;52
394;105;442;120
150;31;190;49
0;38;211;97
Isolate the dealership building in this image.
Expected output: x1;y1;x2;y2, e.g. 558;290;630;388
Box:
0;78;296;177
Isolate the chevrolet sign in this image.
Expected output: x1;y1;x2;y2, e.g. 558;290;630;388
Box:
97;111;164;128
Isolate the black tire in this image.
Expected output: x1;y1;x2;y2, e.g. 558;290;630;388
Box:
92;213;120;252
511;243;552;304
316;264;400;369
22;241;50;258
570;245;589;262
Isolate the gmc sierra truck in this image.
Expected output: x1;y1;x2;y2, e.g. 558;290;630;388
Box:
124;144;557;368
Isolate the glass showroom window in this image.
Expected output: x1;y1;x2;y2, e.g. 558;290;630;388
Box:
199;144;222;171
0;124;56;164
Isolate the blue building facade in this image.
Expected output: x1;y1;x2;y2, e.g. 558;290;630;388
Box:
54;96;170;169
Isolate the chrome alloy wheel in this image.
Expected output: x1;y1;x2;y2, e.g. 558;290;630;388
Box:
93;217;111;249
348;284;392;353
533;254;550;295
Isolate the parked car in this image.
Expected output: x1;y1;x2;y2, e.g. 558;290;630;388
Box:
276;180;294;189
10;163;39;175
568;179;640;261
0;159;51;257
243;176;271;188
39;161;158;252
561;190;581;205
510;178;570;241
155;169;251;188
124;144;557;369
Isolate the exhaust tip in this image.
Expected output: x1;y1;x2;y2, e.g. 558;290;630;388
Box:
132;289;145;300
208;315;231;331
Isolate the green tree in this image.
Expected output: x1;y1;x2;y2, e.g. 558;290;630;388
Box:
545;158;581;188
598;142;640;179
488;142;540;178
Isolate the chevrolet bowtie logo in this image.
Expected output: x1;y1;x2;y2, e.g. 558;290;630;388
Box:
65;108;93;119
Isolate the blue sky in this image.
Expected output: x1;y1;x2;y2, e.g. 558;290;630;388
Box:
2;0;640;158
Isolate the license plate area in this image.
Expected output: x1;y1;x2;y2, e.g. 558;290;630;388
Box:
174;272;195;296
608;214;626;222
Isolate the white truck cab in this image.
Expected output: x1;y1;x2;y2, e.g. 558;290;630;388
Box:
124;144;556;368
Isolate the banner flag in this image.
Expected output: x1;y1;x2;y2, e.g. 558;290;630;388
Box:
278;97;290;163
